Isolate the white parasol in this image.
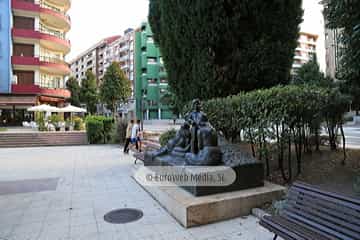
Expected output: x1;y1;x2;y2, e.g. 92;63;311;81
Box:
58;104;87;113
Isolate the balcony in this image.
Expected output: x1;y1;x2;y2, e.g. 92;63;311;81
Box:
11;84;71;98
12;28;71;54
12;56;71;75
12;0;71;31
43;0;71;11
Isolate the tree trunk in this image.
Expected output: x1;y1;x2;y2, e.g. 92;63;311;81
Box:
263;133;270;177
248;129;256;157
340;124;346;165
288;133;292;182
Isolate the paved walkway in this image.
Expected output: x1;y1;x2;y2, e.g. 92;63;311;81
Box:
0;145;276;240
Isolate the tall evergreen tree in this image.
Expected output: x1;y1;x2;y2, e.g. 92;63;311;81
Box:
100;62;132;117
149;0;303;103
292;56;331;87
80;70;98;114
66;77;81;106
323;0;360;111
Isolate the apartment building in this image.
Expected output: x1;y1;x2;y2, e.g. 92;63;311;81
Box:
134;22;172;120
70;29;136;117
0;0;71;126
69;35;121;86
292;32;318;74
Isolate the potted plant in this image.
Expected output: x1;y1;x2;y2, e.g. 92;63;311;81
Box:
49;114;63;131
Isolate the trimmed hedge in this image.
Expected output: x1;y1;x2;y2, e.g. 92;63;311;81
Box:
85;116;114;144
187;85;350;181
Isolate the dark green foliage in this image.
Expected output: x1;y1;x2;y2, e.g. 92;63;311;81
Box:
35;113;47;132
73;117;84;131
80;70;98;114
66;77;81;106
86;117;104;144
85;116;114;144
323;0;360;110
159;129;176;147
103;118;114;143
199;85;350;181
160;91;182;116
100;62;132;116
292;56;333;87
149;0;303;104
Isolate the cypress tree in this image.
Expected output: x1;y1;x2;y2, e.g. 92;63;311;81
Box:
149;0;303;103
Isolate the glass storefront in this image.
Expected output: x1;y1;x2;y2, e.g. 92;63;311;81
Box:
0;108;34;126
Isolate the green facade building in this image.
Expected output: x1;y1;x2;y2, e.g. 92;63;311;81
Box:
135;22;172;120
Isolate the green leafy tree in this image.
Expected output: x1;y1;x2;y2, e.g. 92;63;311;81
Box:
149;0;303;103
323;0;360;111
292;56;332;87
66;77;81;106
80;70;98;114
100;62;132;117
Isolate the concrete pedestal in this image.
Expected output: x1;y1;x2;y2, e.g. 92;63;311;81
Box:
133;168;285;228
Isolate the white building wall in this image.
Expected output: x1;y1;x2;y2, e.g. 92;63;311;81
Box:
301;0;326;73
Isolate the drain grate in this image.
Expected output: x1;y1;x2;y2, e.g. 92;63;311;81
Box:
104;208;143;224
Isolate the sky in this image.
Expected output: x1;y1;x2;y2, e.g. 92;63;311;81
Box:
66;0;149;60
67;0;326;70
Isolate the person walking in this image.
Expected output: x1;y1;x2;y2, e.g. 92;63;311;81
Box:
123;120;133;154
136;120;143;152
131;119;140;151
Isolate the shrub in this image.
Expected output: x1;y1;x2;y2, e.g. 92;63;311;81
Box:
49;114;63;127
86;117;104;144
73;117;84;131
85;116;114;144
186;85;350;182
36;113;47;132
159;129;176;147
103;117;114;143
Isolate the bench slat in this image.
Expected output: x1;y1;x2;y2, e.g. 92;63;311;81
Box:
260;182;360;240
283;209;359;240
261;215;331;240
288;189;360;220
293;182;360;206
289;187;360;212
287;193;360;226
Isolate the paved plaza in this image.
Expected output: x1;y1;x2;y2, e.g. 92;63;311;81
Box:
0;145;276;240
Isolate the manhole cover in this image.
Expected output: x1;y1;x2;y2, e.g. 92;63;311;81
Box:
104;208;143;224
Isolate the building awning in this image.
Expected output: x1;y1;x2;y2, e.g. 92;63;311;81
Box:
0;95;36;106
39;96;66;103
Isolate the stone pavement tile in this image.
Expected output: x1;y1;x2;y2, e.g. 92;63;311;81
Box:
37;225;70;240
10;222;43;240
0;146;276;240
69;223;98;239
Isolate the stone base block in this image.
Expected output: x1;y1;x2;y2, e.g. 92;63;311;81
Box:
133;170;285;228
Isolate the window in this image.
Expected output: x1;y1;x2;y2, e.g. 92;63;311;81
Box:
147;78;156;84
147;57;157;64
160;78;167;84
147;36;154;43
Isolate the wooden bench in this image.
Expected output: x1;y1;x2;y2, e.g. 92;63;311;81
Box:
133;139;161;164
260;182;360;240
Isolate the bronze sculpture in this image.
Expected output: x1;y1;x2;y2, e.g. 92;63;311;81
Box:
143;99;264;196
